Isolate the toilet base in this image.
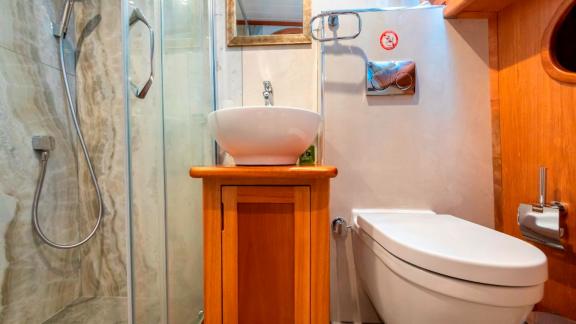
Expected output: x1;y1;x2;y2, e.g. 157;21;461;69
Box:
353;230;540;324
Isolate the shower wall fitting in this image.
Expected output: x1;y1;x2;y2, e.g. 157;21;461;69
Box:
31;0;104;250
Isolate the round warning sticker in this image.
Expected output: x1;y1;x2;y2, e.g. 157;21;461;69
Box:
380;30;399;50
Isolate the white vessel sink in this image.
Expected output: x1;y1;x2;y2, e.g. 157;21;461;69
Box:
207;106;321;165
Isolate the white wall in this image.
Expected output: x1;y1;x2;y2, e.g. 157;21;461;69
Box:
215;0;435;108
241;45;317;109
322;7;493;322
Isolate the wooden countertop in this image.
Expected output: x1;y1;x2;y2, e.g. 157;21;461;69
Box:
189;166;338;179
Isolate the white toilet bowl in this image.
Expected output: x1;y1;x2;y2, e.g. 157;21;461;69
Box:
352;209;548;324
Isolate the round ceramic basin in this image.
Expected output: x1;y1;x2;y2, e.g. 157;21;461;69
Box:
207;106;322;165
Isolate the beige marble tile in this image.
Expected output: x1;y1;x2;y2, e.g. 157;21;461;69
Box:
74;0;128;298
74;0;171;321
0;44;82;323
0;193;17;286
0;0;76;72
43;296;128;324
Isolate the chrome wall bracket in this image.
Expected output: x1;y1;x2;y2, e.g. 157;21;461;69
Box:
518;167;567;250
332;217;352;236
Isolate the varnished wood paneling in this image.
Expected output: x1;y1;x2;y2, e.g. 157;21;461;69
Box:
193;167;335;323
489;15;503;230
237;202;295;323
190;166;338;179
433;0;519;18
310;179;331;324
498;0;576;318
294;187;312;324
222;186;311;324
222;187;239;324
203;179;224;324
463;0;519;13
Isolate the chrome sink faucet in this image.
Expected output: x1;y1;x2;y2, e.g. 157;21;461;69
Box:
263;81;273;106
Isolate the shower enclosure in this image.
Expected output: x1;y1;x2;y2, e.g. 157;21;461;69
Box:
0;0;213;322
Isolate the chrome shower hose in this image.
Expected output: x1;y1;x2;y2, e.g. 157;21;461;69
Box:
31;37;103;249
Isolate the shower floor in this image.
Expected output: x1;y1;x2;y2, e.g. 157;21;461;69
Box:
43;297;128;324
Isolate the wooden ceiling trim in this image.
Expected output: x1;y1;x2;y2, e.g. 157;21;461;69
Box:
432;0;521;18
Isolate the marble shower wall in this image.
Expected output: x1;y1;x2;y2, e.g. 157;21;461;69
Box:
75;0;128;301
1;0;180;321
76;3;167;319
0;0;82;322
73;0;170;322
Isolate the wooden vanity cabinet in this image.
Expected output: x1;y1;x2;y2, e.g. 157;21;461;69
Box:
190;166;337;324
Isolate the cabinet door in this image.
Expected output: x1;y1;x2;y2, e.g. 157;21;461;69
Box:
222;186;311;324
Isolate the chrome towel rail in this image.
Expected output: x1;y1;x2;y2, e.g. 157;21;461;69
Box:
310;11;362;42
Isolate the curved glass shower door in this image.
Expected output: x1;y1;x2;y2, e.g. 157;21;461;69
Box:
124;0;213;323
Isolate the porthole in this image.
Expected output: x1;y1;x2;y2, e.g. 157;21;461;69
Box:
542;0;576;83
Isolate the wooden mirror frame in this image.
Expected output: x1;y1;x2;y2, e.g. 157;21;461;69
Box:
226;0;311;46
541;0;576;83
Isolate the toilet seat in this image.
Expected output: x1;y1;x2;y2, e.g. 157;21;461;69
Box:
353;209;548;287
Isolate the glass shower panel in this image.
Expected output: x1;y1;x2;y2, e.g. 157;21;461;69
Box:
125;0;213;322
124;0;168;323
163;0;214;322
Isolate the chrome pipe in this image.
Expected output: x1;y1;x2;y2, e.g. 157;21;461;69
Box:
539;166;547;207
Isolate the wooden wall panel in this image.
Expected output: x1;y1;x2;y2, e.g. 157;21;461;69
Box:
489;15;503;230
498;0;576;318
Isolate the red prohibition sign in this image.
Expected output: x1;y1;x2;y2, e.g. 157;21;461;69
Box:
380;30;399;50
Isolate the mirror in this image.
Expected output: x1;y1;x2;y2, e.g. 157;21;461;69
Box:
227;0;311;46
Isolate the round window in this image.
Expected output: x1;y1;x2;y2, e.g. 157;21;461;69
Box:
553;4;576;72
542;0;576;83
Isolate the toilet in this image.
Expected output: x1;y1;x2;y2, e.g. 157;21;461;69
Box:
352;209;548;324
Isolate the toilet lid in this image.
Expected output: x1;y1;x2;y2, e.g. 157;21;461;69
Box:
356;212;548;287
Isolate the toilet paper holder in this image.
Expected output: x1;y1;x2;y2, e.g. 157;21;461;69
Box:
517;167;567;250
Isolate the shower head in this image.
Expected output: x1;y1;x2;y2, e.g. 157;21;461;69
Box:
54;0;75;38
